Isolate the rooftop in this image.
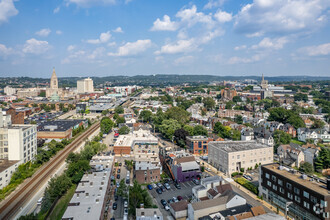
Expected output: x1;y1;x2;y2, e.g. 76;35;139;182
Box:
0;160;20;173
245;213;285;220
37;119;86;132
136;208;163;220
262;163;329;195
114;129;158;147
170;200;189;212
186;136;209;140
208;141;271;153
190;191;235;211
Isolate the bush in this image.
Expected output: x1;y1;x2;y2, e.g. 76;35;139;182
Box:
235;177;258;195
231;172;239;177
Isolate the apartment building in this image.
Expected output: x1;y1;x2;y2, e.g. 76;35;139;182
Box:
186;136;212;155
259;163;330;220
208;141;273;176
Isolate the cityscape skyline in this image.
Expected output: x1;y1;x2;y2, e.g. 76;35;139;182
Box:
0;0;330;77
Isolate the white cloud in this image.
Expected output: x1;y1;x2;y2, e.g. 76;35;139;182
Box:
88;47;105;59
107;42;116;47
0;0;18;25
150;15;178;31
234;45;247;50
113;27;123;33
22;38;51;54
234;0;330;36
228;54;261;64
251;37;289;50
155;39;196;55
204;0;225;9
299;43;330;56
176;5;215;29
53;6;60;14
0;43;13;57
108;39;152;57
56;30;63;35
87;31;111;44
62;50;86;64
214;10;232;23
174;55;194;65
66;0;116;8
67;45;75;51
36;28;51;37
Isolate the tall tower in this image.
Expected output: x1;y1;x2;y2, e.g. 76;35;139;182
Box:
260;73;268;89
50;67;58;90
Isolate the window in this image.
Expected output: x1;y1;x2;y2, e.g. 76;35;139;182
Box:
321;200;328;208
279;187;284;194
311;195;317;204
267;181;271;187
287;193;293;200
295;195;300;203
237;155;240;159
294;187;300;194
272;185;277;191
265;173;270;179
272;175;276;182
304;201;310;209
286;182;292;190
278;179;283;186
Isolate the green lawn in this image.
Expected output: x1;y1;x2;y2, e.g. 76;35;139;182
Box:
290;138;305;145
47;185;76;220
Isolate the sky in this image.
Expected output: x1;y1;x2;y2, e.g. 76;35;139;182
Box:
0;0;330;78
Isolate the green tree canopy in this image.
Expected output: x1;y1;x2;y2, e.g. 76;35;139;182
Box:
203;97;216;110
115;106;124;114
118;125;130;135
193;125;208;136
159;119;181;139
100;117;114;134
139;110;153;122
183;125;194;136
165;107;190;125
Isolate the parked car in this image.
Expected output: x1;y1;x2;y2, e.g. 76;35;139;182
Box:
164;183;171;190
164;205;170;211
172;197;179;203
160;199;167;207
112;203;117;210
152;183;157;188
124;208;128;215
174;182;181;189
177;196;183;201
119;162;122;166
117;169;121;173
243;174;253;181
114;195;118;201
124;200;128;208
116;174;120;179
157;183;162;188
156;188;162;194
126;179;130;184
116;182;120;188
192;179;200;185
147;184;153;190
167;199;174;204
160;186;166;192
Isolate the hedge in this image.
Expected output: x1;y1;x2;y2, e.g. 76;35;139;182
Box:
235;177;258;195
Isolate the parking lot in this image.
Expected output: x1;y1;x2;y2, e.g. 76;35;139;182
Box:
148;180;197;217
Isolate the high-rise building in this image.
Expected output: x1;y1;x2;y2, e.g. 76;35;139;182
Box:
77;77;94;94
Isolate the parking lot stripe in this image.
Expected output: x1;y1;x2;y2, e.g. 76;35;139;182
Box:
181;183;187;187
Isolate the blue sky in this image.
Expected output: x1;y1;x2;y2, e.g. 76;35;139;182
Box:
0;0;329;77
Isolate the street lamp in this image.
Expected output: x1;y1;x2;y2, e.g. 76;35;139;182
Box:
285;201;293;219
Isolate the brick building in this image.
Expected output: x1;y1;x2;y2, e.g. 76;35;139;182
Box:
186;136;213;155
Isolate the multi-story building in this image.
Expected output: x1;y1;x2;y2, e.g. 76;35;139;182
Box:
4;86;16;96
77;77;94;94
259;163;330;220
136;208;163;220
135;160;161;184
186;136;212;155
218;110;253;119
208;141;273;176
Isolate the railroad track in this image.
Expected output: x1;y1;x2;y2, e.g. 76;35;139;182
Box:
0;122;100;220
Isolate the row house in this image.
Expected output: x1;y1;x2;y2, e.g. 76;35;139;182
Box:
298;128;330;143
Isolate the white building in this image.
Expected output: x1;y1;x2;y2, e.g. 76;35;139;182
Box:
4;86;16;96
208;141;273;176
136;208;163;220
0;160;22;189
77;77;94;94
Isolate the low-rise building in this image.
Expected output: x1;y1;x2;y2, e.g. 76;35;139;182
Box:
136;208;163;220
135;160;161;184
192;175;224;202
169;200;189;220
0;160;21;189
186;136;212;155
208;141;273;176
259;163;330;220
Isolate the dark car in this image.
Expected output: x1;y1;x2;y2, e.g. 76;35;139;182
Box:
126;179;130;184
112;203;117;210
116;174;120;179
117;169;121;173
160;199;167;207
147;185;153;190
156;188;162;194
119;162;122;166
174;182;181;189
177;196;183;201
114;195;118;201
160;186;166;192
167;199;173;204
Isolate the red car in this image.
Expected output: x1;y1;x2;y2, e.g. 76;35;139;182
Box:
177;196;183;201
114;133;119;138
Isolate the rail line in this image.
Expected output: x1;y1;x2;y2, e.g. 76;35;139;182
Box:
0;122;100;220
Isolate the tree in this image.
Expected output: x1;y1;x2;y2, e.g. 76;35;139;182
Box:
159;119;181;139
234;115;243;124
66;160;90;184
100;117;114;134
232;96;242;103
129;181;154;217
101;109;109;116
311;118;325;129
193;125;208;136
268;107;305;129
294;93;308;102
232;130;241;141
273;130;291;148
173;128;189;148
39;91;46;97
225;101;234;109
314;147;330;171
115;106;124;114
116;116;126;125
165;107;190;125
139;110;152;122
118;125;130;135
183;125;194;136
299;162;313;174
213;122;231;139
203;97;215;110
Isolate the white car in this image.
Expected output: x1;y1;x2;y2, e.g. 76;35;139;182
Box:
172;197;179;203
124;200;128;208
164;205;170;211
164;183;171;190
152;183;157;188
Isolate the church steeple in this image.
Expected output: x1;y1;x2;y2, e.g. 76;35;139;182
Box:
50;67;58;89
262;73;264;82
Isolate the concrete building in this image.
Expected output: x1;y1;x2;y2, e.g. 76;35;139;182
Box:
169;200;189;220
208;141;273;176
4;86;16;96
77;77;94;94
0;160;21;189
136;208;163;220
192;175;224;202
259;163;330;220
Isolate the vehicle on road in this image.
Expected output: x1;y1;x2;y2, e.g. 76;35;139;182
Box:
117;169;121;173
124;200;128;208
112;203;117;210
174;182;181;189
164;205;170;211
147;185;153;190
114;133;119;138
192;179;200;185
116;174;120;179
160;199;167;207
164;183;171;190
156;188;162;194
37;197;43;205
206;167;211;172
114;195;118;201
116;182;120;188
124;208;128;215
119;162;122;166
126;179;130;184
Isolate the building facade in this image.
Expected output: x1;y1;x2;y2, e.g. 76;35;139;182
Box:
186;136;212;155
259;163;330;220
77;77;94;94
208;141;273;176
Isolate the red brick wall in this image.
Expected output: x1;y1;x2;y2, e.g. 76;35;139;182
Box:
135;168;160;184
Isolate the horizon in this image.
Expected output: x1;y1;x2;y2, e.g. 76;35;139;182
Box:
0;1;330;77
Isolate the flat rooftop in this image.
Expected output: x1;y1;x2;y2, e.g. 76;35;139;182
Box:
208;141;271;153
114;129;158;147
37;119;86;132
0;160;20;173
263;163;329;195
